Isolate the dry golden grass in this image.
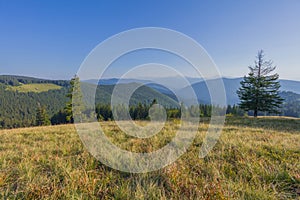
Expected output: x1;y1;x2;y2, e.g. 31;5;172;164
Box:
0;117;299;199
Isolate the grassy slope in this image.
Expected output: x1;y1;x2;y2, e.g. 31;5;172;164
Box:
0;117;299;199
6;83;62;93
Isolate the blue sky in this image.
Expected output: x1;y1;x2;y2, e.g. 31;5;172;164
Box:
0;1;299;80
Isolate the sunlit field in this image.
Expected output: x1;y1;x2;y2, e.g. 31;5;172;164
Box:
5;83;62;93
0;117;299;199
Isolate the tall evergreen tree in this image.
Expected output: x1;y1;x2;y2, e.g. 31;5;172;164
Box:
36;104;50;126
151;99;157;106
65;75;84;123
237;50;284;117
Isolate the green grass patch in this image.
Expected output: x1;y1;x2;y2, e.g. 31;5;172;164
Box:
6;83;62;93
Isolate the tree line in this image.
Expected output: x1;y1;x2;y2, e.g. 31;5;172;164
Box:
49;103;244;125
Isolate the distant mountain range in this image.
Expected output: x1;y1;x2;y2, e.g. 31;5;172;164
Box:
180;78;300;105
85;77;300;105
2;75;300;106
85;76;202;90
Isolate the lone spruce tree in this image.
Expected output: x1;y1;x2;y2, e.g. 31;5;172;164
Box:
237;50;284;117
65;75;84;123
36;104;50;126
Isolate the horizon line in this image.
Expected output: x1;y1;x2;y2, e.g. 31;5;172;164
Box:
0;73;299;82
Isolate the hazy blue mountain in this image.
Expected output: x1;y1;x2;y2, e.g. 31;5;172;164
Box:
146;76;203;90
280;80;300;94
85;77;300;105
279;91;300;117
85;76;203;89
85;78;151;85
81;82;179;107
280;91;300;103
144;83;178;101
179;78;300;105
84;78;179;101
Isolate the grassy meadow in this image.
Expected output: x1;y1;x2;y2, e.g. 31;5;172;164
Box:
6;83;62;93
0;117;299;199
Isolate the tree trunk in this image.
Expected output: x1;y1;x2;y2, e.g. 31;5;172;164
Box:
254;109;258;118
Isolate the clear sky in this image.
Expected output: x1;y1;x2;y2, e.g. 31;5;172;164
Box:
0;0;299;80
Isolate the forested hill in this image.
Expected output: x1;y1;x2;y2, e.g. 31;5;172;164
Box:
0;75;69;87
280;91;300;117
0;75;179;128
0;75;70;128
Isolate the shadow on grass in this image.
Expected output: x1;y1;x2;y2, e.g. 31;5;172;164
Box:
225;116;300;133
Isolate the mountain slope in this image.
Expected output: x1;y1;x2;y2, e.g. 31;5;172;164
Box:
85;76;203;90
280;79;300;94
0;75;178;128
81;82;179;107
280;91;300;117
87;77;300;105
0;83;69;128
84;78;178;101
180;78;300;105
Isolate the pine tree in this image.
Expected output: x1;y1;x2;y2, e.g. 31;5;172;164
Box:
36;104;50;126
151;99;157;106
50;109;67;125
237;50;284;117
65;75;84;123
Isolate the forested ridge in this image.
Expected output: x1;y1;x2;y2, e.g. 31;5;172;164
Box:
0;75;69;87
0;75;180;128
0;75;70;128
280;91;300;117
0;75;299;129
